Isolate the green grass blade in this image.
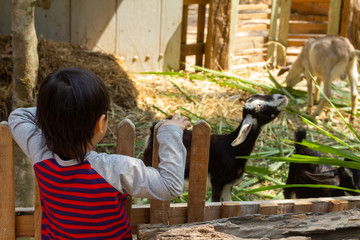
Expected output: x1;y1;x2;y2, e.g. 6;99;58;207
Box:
309;73;360;141
238;184;360;196
301;117;360;154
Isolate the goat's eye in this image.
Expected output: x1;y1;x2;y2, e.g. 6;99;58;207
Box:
255;105;261;111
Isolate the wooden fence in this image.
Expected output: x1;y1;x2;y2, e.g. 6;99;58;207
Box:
181;0;351;70
2;120;360;239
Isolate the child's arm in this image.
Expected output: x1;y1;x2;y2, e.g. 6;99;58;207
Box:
8;107;53;165
89;117;191;200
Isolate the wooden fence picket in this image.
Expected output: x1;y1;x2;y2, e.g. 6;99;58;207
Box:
187;120;210;223
116;119;136;224
0;123;15;239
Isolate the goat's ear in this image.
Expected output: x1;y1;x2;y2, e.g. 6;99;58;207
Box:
305;170;339;183
231;115;254;146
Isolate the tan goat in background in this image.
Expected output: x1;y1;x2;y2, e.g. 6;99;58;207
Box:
284;35;359;118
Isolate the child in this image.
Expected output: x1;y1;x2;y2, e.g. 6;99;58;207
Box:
8;67;191;239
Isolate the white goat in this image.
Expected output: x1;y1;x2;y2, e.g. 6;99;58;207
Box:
285;35;359;118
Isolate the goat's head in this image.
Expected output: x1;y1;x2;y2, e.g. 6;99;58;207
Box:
231;94;288;146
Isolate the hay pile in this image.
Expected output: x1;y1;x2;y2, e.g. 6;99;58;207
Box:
0;35;138;121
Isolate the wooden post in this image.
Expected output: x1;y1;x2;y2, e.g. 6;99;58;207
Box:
180;4;189;70
33;179;41;240
267;0;280;66
340;0;360;49
150;122;171;224
205;0;238;71
327;0;342;35
0;123;15;239
276;0;291;66
116;119;135;224
196;4;206;67
187;120;210;223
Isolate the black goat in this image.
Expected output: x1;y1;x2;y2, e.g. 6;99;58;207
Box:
284;127;360;199
143;94;288;202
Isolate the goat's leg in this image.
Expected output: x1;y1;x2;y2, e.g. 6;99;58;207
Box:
221;184;233;201
348;60;359;118
312;74;333;117
211;184;223;202
314;77;323;104
305;72;314;115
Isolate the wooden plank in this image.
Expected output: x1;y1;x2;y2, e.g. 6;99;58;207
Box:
159;1;183;71
184;0;210;5
267;0;280;64
292;0;329;2
204;202;221;221
327;0;342;35
169;203;188;225
329;200;348;212
238;4;269;11
0;124;15;239
15;214;34;237
291;14;328;22
292;2;329;16
238;24;269;32
240;202;260;215
180;4;189;70
131;205;150;233
312;199;330;213
71;0;116;53
116;119;135;225
293;200;312;213
181;43;205;56
347;197;360;209
238;13;270;20
259;202;278;215
196;4;207;66
287;38;307;47
116;0;161;71
187;121;211;223
277;202;294;214
205;0;238;71
35;0;70;42
277;0;292;66
288;33;326;38
221;202;241;218
289;22;327;34
33;180;41;240
150;122;171;224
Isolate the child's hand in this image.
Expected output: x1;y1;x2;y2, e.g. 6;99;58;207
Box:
161;113;191;130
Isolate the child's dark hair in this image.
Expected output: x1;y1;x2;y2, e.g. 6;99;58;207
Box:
36;68;110;163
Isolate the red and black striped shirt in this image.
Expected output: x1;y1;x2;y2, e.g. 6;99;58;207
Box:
34;159;132;240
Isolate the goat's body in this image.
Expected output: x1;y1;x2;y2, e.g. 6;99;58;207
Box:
143;94;288;202
208;127;260;201
285;127;360;199
286;35;359;117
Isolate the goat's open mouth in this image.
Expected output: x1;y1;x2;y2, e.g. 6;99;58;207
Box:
278;97;289;109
